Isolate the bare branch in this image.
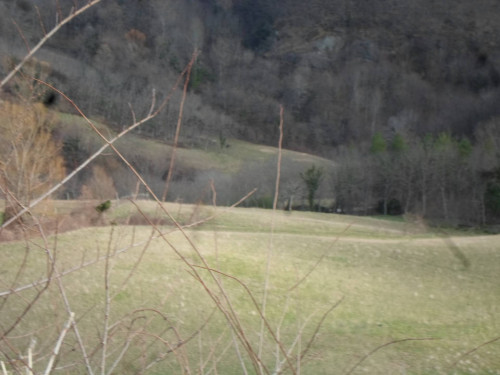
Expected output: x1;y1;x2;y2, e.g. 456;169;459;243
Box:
128;103;137;124
129;201;265;374
273;105;284;212
192;265;295;375
140;308;216;374
259;105;284;364
55;0;63;25
299;297;343;363
287;223;352;293
101;228;115;375
147;88;156;117
161;53;197;201
0;188;256;299
448;335;500;371
34;6;47;36
11;20;31;53
344;337;439;375
43;312;75;375
1;0;103;89
0;60;189;229
287;255;326;293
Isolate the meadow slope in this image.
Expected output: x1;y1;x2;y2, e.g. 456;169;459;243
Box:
1;202;499;374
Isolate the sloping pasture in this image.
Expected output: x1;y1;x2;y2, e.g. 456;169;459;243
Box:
1;203;499;374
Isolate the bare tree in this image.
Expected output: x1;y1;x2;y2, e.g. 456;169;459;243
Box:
0;102;65;220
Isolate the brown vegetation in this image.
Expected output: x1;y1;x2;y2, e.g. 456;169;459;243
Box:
0;102;65;221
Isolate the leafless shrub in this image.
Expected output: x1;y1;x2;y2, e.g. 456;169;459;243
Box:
79;166;117;201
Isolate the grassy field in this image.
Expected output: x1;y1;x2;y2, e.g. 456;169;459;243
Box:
1;201;500;374
56;112;333;175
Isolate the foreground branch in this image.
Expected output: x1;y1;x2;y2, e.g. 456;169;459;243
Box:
0;55;193;230
1;0;103;89
44;312;75;375
448;335;500;371
344;337;439;375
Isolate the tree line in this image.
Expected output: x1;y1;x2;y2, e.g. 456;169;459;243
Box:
330;124;500;227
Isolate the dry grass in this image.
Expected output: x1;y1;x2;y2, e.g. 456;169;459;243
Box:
1;203;499;374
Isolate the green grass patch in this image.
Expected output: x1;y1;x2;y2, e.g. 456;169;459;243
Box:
1;206;499;374
371;214;405;222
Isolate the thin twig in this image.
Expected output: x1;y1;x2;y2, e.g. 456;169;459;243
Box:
132;208;258;371
344;337;439;375
15;208;94;375
11;20;31;53
130;202;265;374
448;335;500;371
28;206;95;375
287;255;326;293
34;6;47;36
201;332;233;375
287;223;353;293
193;265;296;375
111;226;155;298
258;105;285;365
1;59;190;229
55;0;63;25
111;306;212;374
0;189;33;311
101;228;115;375
161;54;197;201
230;329;249;375
299;297;343;363
1;0;103;89
43;312;75;375
147;88;156;117
274;296;291;372
273;105;284;212
128;103;137;124
0;204;55;343
275;309;316;374
0;191;257;298
26;346;33;375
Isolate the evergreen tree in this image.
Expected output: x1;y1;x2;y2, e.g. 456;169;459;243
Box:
300;165;323;211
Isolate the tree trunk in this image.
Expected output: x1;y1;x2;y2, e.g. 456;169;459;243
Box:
441;185;448;221
308;192;314;211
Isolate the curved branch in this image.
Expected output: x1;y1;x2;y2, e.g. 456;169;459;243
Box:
448;335;500;371
344;337;439;375
1;0;103;89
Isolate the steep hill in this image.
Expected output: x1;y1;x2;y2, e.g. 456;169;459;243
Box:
1;0;500;154
54;112;334;206
2;0;500;225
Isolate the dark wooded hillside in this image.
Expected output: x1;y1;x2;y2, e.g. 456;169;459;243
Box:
1;0;499;151
1;0;500;226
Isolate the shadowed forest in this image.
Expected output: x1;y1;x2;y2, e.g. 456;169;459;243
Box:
1;0;500;226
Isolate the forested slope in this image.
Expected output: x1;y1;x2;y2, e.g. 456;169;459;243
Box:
1;0;500;226
2;0;500;149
